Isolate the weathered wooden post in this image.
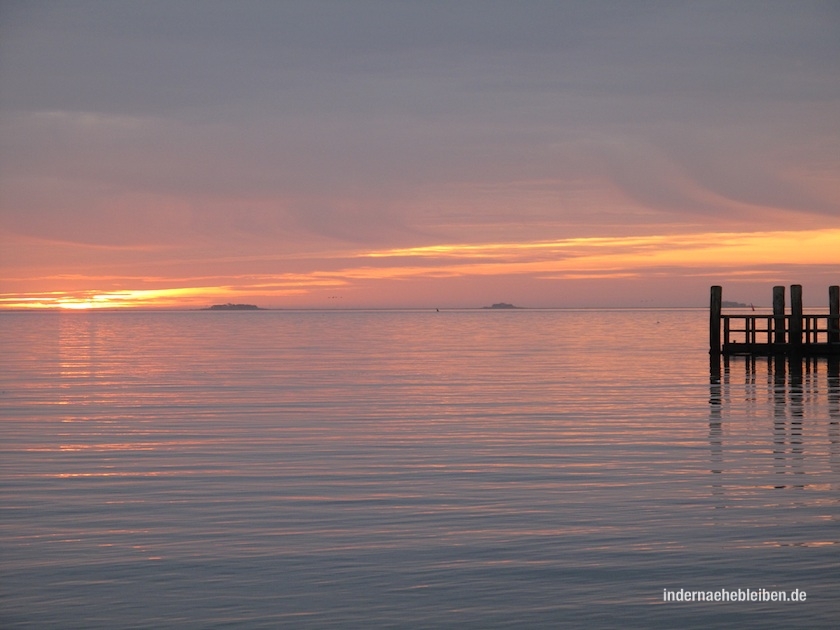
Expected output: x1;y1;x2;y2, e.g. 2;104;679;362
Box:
773;286;786;345
830;285;840;344
710;285;722;355
790;284;803;348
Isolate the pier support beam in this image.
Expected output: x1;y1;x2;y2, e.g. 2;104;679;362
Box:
830;285;840;344
773;286;786;345
710;285;722;355
790;284;803;348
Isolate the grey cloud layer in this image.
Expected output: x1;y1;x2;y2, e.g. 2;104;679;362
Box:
1;1;838;248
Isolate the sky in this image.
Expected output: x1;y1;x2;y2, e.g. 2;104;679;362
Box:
1;0;838;309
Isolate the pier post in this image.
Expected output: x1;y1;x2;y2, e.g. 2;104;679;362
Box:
830;285;840;344
790;284;803;348
710;285;722;354
773;286;786;345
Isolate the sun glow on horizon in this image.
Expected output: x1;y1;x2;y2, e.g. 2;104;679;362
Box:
3;287;234;311
2;227;838;309
57;300;95;310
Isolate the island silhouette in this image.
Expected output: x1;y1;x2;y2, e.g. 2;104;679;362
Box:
482;302;519;309
204;303;261;310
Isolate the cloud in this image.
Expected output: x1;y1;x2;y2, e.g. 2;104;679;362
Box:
1;1;839;307
3;226;836;309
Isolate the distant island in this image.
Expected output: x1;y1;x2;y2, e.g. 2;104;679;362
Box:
482;302;519;309
722;301;750;308
204;303;261;310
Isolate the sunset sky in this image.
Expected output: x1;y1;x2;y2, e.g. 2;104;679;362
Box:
1;1;838;309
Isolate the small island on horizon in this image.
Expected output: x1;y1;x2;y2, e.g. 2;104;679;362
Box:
204;303;262;311
482;302;520;309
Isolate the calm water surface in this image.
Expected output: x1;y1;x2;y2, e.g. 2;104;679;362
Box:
1;309;838;628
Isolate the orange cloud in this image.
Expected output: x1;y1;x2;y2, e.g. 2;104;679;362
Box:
2;228;837;309
361;228;840;267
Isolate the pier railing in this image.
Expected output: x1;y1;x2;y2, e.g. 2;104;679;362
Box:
723;314;840;347
711;285;840;356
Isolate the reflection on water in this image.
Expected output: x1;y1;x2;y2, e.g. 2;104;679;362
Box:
2;311;839;629
710;356;840;492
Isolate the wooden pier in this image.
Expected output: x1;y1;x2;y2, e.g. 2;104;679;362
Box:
710;285;840;357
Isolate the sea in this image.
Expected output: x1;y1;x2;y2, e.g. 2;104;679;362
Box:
1;308;838;629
